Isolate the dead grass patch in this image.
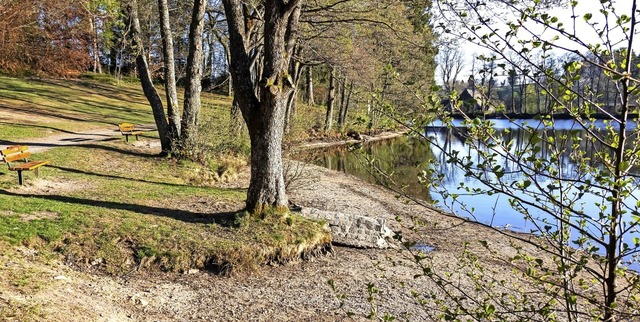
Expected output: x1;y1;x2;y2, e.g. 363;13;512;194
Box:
9;178;93;195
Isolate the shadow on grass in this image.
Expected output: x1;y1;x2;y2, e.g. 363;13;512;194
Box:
76;143;160;157
49;165;203;188
0;189;242;228
0;104;108;124
41;78;148;104
0;79;150;124
0;138;161;158
0;121;111;136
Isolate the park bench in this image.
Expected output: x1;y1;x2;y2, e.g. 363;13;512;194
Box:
0;145;51;185
118;122;145;142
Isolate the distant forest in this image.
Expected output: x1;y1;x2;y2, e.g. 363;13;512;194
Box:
439;50;640;119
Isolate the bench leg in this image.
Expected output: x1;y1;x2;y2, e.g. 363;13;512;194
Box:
34;167;40;178
125;134;130;142
17;170;23;185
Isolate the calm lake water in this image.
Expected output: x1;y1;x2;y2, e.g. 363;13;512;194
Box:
300;118;640;266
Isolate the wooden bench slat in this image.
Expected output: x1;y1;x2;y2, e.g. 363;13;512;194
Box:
4;151;31;163
1;145;27;155
8;160;50;171
119;123;135;131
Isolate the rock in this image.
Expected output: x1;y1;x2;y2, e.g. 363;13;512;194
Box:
298;207;394;248
90;258;104;266
346;129;362;140
53;275;67;280
130;295;149;306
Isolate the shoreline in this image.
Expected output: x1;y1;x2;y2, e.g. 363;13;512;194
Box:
290;128;409;152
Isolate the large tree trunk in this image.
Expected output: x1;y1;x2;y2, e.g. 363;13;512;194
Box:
180;0;207;151
222;0;301;213
246;99;288;213
213;28;241;129
128;0;170;153
324;67;335;131
158;0;181;143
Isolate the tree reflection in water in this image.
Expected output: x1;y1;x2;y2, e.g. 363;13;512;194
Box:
299;119;640;237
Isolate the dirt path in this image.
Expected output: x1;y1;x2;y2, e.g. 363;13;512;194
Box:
0;124;157;153
4;158;550;321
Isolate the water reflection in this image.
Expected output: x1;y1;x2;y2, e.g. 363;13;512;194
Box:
298;137;434;203
427;126;598;230
302;120;640;233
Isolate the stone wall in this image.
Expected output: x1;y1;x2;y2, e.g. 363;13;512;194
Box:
299;207;394;249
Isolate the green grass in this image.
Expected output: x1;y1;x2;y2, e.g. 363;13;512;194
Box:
0;74;330;277
0;74;153;138
0;140;330;275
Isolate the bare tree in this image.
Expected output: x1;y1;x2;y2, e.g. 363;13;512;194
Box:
436;40;465;93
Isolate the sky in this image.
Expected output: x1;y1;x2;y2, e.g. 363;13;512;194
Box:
437;0;639;81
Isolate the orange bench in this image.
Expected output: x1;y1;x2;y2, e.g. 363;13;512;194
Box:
0;145;50;185
118;122;145;142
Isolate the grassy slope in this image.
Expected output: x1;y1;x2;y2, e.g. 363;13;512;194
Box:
0;74;153;140
0;74;329;287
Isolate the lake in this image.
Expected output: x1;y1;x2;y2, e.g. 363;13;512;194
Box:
299;118;640;267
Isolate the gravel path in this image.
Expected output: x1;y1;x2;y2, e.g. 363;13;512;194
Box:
0;124;157;153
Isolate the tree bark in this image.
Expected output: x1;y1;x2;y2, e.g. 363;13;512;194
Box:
157;0;181;142
324;67;335;131
222;0;301;213
285;46;303;133
109;46;117;74
306;65;314;105
128;0;170;153
337;77;346;127
342;81;354;126
89;16;102;74
180;0;208;151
